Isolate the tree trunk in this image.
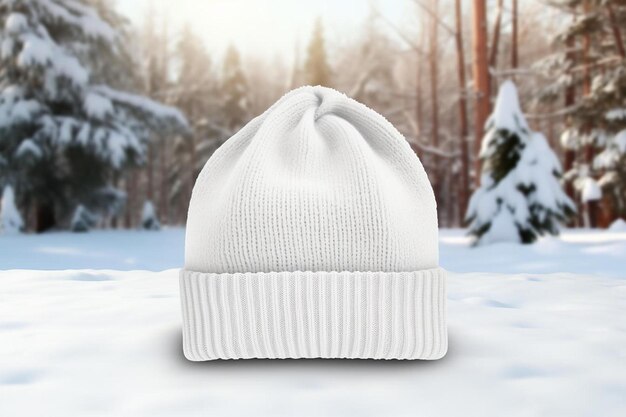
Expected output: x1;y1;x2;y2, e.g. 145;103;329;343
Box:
187;133;197;224
124;169;138;228
489;0;503;70
587;200;599;228
582;2;591;99
429;0;441;216
446;171;455;227
606;3;625;58
563;25;577;224
111;173;119;229
471;0;490;184
415;61;423;160
455;0;470;222
35;201;55;233
511;0;519;69
582;0;597;228
147;143;154;203
415;15;427;161
159;138;167;225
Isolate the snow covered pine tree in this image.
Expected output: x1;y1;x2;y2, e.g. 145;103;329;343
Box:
70;204;96;232
537;1;626;225
140;200;160;231
466;81;575;245
0;184;23;233
0;0;187;232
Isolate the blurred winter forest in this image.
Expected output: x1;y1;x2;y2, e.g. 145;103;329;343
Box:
1;0;625;239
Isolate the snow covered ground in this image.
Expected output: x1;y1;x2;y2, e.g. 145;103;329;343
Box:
1;229;625;416
441;228;626;278
0;228;185;271
1;227;625;277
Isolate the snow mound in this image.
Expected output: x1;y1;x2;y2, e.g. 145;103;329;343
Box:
608;218;626;232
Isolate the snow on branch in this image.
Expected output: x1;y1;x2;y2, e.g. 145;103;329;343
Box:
93;86;189;133
32;0;117;42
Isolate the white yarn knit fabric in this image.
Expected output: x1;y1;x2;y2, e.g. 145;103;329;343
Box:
181;86;447;360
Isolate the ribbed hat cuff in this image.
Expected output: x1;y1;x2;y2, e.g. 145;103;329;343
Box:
179;268;447;360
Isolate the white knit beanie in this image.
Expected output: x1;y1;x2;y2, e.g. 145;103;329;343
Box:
180;86;447;360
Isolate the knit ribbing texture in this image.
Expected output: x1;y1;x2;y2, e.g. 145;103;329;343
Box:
181;86;447;360
180;268;446;360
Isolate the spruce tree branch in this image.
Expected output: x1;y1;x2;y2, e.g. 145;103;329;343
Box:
494;54;622;79
567;56;621;73
525;106;577;120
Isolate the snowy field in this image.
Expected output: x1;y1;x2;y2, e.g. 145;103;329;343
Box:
1;227;626;277
1;229;626;416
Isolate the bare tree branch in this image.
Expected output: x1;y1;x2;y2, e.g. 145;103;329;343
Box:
369;4;427;56
401;110;460;159
411;0;456;36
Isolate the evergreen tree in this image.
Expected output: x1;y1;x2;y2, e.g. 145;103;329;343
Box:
305;18;331;87
0;184;23;234
221;45;249;132
537;0;626;223
141;200;160;231
0;0;187;232
176;27;213;113
170;25;221;217
70;204;97;232
466;81;575;245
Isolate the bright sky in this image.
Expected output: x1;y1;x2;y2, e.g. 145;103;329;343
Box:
118;0;409;59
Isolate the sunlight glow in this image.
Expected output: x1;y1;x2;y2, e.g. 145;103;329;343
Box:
118;0;407;59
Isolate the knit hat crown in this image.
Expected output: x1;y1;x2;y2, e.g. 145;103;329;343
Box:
181;86;447;361
185;86;438;274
